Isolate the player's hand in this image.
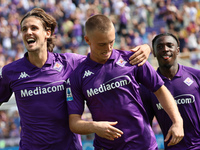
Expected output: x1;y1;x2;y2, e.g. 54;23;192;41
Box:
129;44;151;66
94;121;123;141
164;121;184;146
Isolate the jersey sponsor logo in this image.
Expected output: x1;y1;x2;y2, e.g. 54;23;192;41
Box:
53;62;63;72
20;81;65;97
18;72;30;79
83;70;94;78
86;75;131;97
156;94;195;110
66;87;73;101
184;77;194;86
116;58;127;67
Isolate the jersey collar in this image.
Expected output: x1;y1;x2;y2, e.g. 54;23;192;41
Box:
23;51;54;70
85;49;116;67
157;64;182;79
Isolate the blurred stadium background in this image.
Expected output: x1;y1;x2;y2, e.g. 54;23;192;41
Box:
0;0;200;149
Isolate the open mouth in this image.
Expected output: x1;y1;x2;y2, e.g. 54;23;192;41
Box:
27;38;36;45
163;56;170;59
162;55;172;60
102;51;111;56
102;52;109;55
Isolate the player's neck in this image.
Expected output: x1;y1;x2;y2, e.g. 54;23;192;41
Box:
27;50;48;68
158;64;179;80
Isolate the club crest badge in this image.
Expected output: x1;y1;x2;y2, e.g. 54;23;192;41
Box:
184;77;193;86
116;58;127;67
53;62;63;72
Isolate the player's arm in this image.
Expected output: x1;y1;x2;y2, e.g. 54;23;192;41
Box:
154;85;184;146
0;68;13;104
129;44;151;66
69;114;123;141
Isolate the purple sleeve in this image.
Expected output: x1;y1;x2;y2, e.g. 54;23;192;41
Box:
67;70;85;115
62;53;86;70
0;66;13;103
136;61;164;92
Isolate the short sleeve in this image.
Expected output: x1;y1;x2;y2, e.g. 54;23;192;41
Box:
67;70;85;115
0;66;13;103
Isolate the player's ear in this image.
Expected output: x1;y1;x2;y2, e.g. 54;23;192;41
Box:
46;29;51;39
152;44;156;57
84;36;91;45
176;47;180;55
152;49;156;57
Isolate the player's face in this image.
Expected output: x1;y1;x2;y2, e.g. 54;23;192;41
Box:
85;26;115;64
153;35;179;68
21;16;51;53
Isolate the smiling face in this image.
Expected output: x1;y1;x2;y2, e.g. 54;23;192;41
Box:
21;16;51;53
84;23;115;64
153;35;180;68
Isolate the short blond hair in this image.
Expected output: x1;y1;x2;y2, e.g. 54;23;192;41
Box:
85;14;114;35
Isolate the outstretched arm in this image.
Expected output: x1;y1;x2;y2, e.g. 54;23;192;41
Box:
69;114;123;141
154;85;184;146
129;44;151;66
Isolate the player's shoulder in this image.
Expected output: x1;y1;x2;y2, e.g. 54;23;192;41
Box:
2;58;24;73
55;52;86;62
72;57;88;72
53;52;86;70
180;64;200;79
115;49;133;57
181;65;200;74
70;57;90;80
1;58;25;81
112;49;135;66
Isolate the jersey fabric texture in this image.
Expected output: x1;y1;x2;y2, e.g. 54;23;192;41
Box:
140;64;200;150
0;51;85;150
67;49;164;150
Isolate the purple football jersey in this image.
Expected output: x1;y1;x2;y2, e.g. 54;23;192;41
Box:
67;49;164;150
0;51;86;150
140;64;200;149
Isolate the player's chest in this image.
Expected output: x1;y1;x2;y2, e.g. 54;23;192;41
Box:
81;64;135;91
10;68;68;92
164;76;199;95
